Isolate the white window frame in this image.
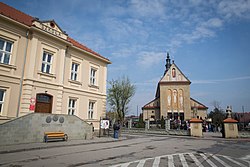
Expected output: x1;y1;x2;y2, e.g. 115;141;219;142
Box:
71;62;79;81
41;51;53;74
0;38;13;65
90;68;97;85
88;101;95;119
0;89;6;115
68;98;77;115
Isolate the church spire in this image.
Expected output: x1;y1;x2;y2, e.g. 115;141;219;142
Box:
164;52;171;74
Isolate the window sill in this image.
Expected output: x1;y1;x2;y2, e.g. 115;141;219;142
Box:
88;84;99;89
38;71;56;78
0;63;17;71
69;79;82;86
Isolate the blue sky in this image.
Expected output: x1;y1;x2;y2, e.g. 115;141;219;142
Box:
3;0;250;114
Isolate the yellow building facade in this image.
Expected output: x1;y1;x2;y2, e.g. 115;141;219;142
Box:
0;2;111;129
142;53;207;122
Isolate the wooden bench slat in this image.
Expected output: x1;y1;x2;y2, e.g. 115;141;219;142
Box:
44;132;68;143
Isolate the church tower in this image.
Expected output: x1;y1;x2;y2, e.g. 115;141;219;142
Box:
164;52;171;75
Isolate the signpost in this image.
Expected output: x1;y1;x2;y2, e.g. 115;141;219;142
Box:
99;119;110;137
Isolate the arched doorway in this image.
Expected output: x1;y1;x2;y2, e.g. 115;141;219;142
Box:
35;93;53;113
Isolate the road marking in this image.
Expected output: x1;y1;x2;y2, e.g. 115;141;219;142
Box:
211;154;230;167
137;159;146;167
179;154;188;167
110;152;250;167
241;155;250;160
200;153;217;167
188;153;204;167
152;156;160;167
222;155;247;167
167;155;175;167
121;163;130;167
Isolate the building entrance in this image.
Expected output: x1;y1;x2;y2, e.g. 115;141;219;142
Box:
35;93;53;113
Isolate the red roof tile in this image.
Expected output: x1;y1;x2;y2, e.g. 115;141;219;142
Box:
190;118;203;123
67;37;110;63
223;118;238;123
0;2;110;63
0;2;33;26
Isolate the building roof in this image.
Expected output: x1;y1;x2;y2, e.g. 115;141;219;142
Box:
233;112;250;123
190;98;208;110
142;97;160;110
0;2;33;26
0;2;110;64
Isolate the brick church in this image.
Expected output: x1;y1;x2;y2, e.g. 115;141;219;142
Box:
142;53;207;122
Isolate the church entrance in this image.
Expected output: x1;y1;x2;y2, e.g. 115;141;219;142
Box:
35;93;53;113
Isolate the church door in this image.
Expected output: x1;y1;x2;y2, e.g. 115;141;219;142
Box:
35;93;53;113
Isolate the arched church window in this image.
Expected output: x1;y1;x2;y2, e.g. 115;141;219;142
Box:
167;89;171;106
172;68;176;78
173;90;177;104
179;89;184;108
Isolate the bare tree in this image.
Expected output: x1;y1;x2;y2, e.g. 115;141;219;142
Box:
107;76;135;122
208;100;226;127
211;100;221;110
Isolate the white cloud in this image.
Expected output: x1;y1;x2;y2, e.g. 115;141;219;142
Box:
218;0;250;19
134;77;161;86
130;0;167;19
202;18;223;28
136;51;165;68
192;76;250;84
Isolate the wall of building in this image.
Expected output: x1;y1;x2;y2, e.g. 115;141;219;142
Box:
0;113;93;145
160;84;191;120
0;9;109;129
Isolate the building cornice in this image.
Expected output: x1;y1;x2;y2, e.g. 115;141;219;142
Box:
159;81;191;85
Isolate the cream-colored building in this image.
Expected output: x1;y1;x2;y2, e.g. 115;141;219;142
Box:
142;53;207;122
0;2;111;129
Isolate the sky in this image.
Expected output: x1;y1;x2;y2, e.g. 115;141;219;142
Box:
2;0;250;115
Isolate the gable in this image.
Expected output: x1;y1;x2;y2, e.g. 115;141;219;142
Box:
32;20;68;40
142;97;160;109
160;63;190;83
190;98;208;110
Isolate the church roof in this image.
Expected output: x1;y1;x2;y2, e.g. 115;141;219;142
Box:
142;97;160;109
0;2;111;64
190;98;208;109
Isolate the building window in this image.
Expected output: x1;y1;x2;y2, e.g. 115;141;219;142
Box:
68;99;76;115
90;68;96;85
0;89;5;114
41;51;53;74
71;63;79;81
88;101;94;119
0;38;13;64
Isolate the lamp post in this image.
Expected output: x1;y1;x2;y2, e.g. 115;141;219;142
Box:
242;106;245;129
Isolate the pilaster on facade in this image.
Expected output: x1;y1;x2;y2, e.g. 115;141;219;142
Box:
25;36;38;80
55;86;63;114
58;48;66;85
20;83;33;116
101;99;107;118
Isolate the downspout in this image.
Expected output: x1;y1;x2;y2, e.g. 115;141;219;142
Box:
16;29;29;117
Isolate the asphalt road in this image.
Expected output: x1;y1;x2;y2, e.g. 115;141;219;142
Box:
0;134;249;167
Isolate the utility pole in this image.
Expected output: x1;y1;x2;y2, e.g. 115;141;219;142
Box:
242;106;245;129
137;105;138;118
